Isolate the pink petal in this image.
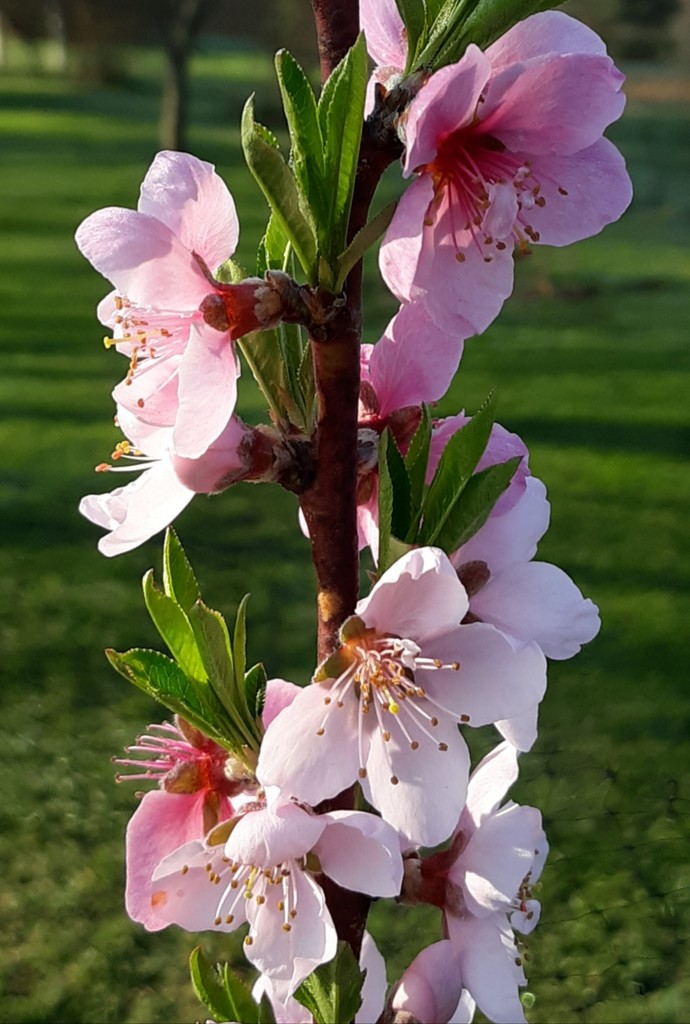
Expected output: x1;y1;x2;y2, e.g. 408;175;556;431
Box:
247;868;337;1001
480;53;626;157
487;10;609;67
392;940;465;1024
363;712;470;847
466;741;519;827
495;708;539;752
125;790;207;930
256;684;361;808
357;932;388;1024
422;623;546;740
115;407;174;458
518;138;633;246
450;990;477;1024
171;414;246;493
360;0;407;69
113;352;183;428
151;840;245;932
138;151;239;273
379;175;432;304
75;208;209;309
226;804;325;867
448;916;527;1024
317;811;403;897
262;678;302;729
369;303;464;417
357;547;469;641
403;48;491;174
458;804;543;917
456;477;550;575
471;561;601;659
172;322;240;458
79;460;194;556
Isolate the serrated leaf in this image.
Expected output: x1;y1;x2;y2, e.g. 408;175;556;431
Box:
387;432;412;542
233;594;250;694
404;403;432;537
275;49;327;226
187;600;235;699
245;662;268;720
334;201;396;292
142;569;207;681
419;390;497;546
395;0;426;67
163;527;200;613
106;647;226;744
214;257;245;284
189;947;259;1024
294;942;364;1024
237;327;294;426
377;429;395;573
242;96;318;283
258;212;290;275
317;34;368;266
433;456;521;552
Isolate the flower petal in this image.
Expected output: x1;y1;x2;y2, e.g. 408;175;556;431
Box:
257;683;361;808
455;477;550;575
226;804;325;867
360;0;407;69
151;840;245;932
317;811;403;897
75;207;209;309
466;741;519;827
173;322;240;458
138;151;239;273
379;175;433;304
356;547;469;641
79;460;194;556
448;916;527;1024
487;10;609;67
471;560;601;659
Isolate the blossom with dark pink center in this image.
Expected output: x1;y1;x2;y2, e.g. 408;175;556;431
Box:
258;548;546;847
378;11;633;336
76;151;283;459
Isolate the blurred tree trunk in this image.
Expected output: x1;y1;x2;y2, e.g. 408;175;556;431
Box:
159;0;217;151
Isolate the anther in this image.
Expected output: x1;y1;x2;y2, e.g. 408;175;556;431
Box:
439;742;448;752
359;767;367;779
390;775;399;785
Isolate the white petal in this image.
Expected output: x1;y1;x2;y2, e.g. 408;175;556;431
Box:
466;741;519;826
317;811;403;897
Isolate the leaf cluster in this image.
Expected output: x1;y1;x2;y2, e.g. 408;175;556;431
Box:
106;530;266;757
378;390;521;573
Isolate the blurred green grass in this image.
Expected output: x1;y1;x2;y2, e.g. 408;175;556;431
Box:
0;47;689;1024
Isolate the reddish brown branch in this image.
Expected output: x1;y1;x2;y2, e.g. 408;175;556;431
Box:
309;0;360;82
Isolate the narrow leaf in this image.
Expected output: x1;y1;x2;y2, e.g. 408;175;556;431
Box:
387;432;412;542
142;570;206;682
432;457;521;552
334;202;396;292
105;648;227;746
419;390;498;546
317;35;368;263
245;662;268;721
377;430;394;573
242;96;318;283
189;947;259;1024
233;594;250;694
404;404;432;536
163;527;200;613
275;49;327;224
394;0;426;66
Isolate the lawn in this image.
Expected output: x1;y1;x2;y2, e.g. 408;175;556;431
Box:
0;42;689;1024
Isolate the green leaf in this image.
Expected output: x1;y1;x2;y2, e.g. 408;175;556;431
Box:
275;49;327;225
189;947;259;1024
106;647;226;744
187;600;235;700
237;327;294;426
142;569;207;682
404;403;432;538
242;96;318;283
334;201;397;292
245;662;268;720
257;212;291;276
293;942;365;1024
387;432;412;543
163;528;200;613
394;0;426;67
377;429;395;574
418;389;497;546
431;456;521;552
233;594;250;694
317;34;368;267
214;257;245;284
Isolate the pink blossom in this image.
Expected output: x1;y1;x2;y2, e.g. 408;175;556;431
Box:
79;404;248;555
379;11;632;336
75;151;282;458
119;680;300;932
258;548;546;847
149;802;403;1001
409;742;547;1023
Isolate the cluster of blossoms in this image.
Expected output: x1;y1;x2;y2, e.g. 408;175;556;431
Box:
77;3;630;1022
